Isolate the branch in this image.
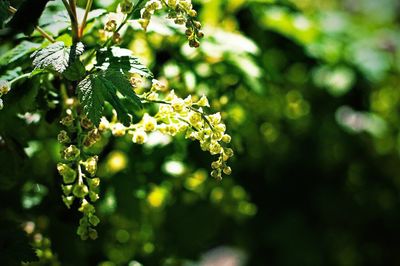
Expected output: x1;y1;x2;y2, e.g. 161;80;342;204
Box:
78;0;94;38
61;0;79;43
8;5;55;43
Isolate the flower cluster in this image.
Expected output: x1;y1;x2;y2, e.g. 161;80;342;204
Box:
0;80;11;110
100;79;233;180
139;0;204;47
57;108;102;240
99;11;125;44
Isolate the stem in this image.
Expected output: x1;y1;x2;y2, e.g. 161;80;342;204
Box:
84;1;143;65
140;97;215;129
8;6;55;43
9;73;32;86
79;0;94;38
62;0;79;43
35;26;56;43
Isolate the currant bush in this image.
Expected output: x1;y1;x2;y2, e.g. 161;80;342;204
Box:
0;0;232;240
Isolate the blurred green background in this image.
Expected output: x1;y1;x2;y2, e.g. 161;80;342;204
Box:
2;0;400;265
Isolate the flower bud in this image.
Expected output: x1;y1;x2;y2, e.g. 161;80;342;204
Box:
57;130;70;144
57;163;77;183
89;191;99;202
99;117;110;131
194;21;201;29
60;115;74;127
88;228;98;240
196;95;210;107
223;166;232;175
62;184;73;195
62;195;75;208
112;123;126;137
112;32;122;44
221;134;231;143
88;177;100;190
211;161;220;169
189;39;200;48
197;31;204;38
171;98;185;112
210;142;222;155
104;20;117;32
143;114;157;132
80;116;93;129
83;156;98;176
211;170;221;179
63;145;80;161
79;199;95;213
120;0;133;14
73;184;89;198
89;215;100;226
132;130;147;144
0;80;10;95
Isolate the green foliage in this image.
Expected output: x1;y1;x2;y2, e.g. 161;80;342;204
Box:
0;0;10;28
2;0;400;265
0;41;41;69
77;69;142;126
95;47;153;77
7;0;53;34
32;42;85;74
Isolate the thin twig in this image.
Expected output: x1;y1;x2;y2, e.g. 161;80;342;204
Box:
79;0;94;38
8;5;55;43
62;0;79;43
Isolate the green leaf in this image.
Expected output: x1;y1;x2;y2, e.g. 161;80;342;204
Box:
0;41;40;69
77;70;142;126
39;1;106;36
0;0;10;29
77;74;105;126
0;220;38;265
31;42;84;74
131;0;147;19
96;47;153;78
7;0;53;35
63;60;86;81
104;70;142;109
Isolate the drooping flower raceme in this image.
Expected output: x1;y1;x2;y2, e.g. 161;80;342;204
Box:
101;79;234;180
